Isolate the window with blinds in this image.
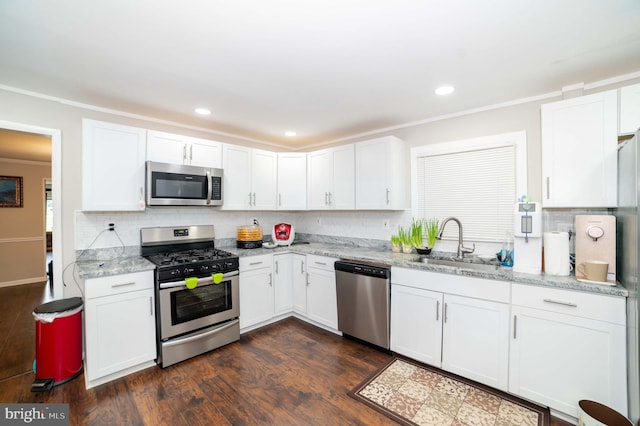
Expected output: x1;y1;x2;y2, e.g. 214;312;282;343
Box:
412;132;526;243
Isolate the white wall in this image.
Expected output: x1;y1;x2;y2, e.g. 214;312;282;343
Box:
1;73;639;297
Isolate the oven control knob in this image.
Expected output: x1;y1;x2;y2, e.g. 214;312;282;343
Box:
200;265;210;273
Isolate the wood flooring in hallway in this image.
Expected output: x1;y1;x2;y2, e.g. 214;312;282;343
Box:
0;282;572;425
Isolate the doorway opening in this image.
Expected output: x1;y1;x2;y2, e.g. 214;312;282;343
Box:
0;121;62;298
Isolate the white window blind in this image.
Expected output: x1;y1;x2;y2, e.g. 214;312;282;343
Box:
415;143;518;242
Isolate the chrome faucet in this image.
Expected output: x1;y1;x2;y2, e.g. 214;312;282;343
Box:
436;217;475;259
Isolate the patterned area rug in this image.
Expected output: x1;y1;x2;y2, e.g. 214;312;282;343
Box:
350;357;550;426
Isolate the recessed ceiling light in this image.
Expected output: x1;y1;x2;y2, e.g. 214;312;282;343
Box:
195;108;211;115
435;86;455;96
284;131;297;137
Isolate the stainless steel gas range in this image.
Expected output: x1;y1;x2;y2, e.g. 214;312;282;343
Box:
141;225;240;368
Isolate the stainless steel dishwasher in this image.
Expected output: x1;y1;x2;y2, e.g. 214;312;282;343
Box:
335;260;391;350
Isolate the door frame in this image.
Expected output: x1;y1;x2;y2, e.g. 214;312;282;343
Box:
0;120;62;298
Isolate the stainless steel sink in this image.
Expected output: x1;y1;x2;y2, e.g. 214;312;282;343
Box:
417;257;501;272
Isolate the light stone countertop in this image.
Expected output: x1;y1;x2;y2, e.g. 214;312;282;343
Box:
76;242;628;297
76;256;156;279
228;243;629;298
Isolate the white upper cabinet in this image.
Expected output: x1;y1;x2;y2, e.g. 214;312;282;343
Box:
619;83;640;135
82;119;147;211
251;149;278;210
307;144;355;210
222;144;277;210
277;153;307;210
355;136;408;210
147;130;222;168
541;90;618;207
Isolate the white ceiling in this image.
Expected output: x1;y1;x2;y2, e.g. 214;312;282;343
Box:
1;0;640;150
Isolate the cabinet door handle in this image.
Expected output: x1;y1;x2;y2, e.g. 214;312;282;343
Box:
325;192;329;206
386;188;390;205
436;300;440;321
314;261;327;266
249;261;263;266
546;177;550;200
189;144;193;163
275;261;279;274
328;192;332;205
183;144;187;163
252;192;256;206
444;302;448;323
543;298;578;307
279;193;282;207
513;315;517;339
300;261;305;274
149;297;153;316
306;274;310;286
269;272;272;287
111;282;135;288
248;192;252;205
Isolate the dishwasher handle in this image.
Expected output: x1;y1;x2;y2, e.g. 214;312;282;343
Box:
334;260;391;279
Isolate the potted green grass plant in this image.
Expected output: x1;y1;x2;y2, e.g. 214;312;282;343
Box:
424;218;440;249
398;226;413;254
390;234;401;253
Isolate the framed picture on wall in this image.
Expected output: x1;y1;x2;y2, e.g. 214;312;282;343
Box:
0;176;23;208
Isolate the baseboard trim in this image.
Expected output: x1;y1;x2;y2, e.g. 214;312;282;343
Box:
0;276;48;288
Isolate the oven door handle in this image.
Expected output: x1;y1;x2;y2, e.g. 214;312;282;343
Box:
162;319;240;347
159;270;239;289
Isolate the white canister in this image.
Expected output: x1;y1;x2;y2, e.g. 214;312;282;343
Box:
543;232;570;276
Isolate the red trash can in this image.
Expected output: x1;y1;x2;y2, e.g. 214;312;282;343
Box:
31;297;83;391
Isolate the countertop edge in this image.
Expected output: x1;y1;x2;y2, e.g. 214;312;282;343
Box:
75;244;628;297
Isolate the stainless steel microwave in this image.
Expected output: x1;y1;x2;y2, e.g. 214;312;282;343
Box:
146;161;223;206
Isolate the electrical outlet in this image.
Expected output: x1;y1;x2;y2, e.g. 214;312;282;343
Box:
104;221;115;231
383;219;390;230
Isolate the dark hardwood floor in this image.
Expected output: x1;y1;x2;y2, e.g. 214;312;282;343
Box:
0;282;572;425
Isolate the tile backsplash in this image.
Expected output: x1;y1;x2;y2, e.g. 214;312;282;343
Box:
543;208;612;253
74;209;413;251
75;207;614;258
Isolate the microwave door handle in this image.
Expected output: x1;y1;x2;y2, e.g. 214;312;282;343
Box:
206;170;212;205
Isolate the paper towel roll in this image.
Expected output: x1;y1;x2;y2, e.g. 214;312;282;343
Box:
544;232;570;276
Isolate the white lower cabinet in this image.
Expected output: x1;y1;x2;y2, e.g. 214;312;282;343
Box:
292;254;307;315
305;255;339;331
239;254;274;331
390;284;442;366
441;294;509;391
84;271;156;388
509;284;627;419
390;267;510;391
273;253;293;315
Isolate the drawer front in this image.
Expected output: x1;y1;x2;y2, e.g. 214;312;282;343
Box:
85;271;154;299
306;255;339;272
391;266;510;303
240;254;273;272
511;283;625;325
